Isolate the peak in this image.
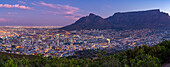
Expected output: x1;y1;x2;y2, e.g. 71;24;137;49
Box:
89;13;96;16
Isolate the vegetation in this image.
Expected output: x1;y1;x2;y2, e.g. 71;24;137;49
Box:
0;38;3;43
0;40;169;67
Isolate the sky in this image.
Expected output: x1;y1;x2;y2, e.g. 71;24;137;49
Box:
0;0;170;26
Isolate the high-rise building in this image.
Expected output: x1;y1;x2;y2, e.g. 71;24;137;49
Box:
107;38;112;48
70;38;74;48
56;34;60;46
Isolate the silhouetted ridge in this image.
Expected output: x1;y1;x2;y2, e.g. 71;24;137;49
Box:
61;13;112;31
60;9;170;31
115;9;160;14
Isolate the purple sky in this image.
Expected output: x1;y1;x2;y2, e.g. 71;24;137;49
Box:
0;0;170;26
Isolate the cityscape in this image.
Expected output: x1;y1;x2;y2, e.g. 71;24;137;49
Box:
0;26;169;57
0;0;170;67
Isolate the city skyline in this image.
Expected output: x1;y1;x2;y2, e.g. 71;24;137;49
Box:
0;0;170;26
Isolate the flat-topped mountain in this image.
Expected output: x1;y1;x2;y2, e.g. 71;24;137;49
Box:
60;9;170;31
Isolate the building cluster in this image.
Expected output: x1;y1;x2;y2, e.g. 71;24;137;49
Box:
0;26;169;57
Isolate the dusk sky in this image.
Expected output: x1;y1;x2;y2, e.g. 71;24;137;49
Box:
0;0;170;26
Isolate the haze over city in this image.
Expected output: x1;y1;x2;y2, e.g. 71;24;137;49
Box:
0;0;170;26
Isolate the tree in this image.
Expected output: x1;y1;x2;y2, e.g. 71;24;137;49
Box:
3;58;17;67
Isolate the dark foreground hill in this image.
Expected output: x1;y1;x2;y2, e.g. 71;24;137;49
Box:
0;40;169;67
60;9;170;31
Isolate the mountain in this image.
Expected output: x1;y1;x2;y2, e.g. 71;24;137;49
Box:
60;9;170;31
60;13;112;31
106;9;170;30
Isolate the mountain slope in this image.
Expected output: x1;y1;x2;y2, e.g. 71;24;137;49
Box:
60;9;170;31
60;13;112;31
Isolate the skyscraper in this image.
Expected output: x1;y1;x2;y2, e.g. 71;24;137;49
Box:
56;34;60;46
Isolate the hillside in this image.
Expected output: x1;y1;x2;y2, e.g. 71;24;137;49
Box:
0;40;169;67
60;9;170;31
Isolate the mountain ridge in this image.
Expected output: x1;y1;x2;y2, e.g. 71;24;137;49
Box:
60;9;170;31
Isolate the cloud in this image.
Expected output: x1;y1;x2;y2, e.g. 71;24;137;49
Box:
0;18;8;22
65;16;80;20
31;2;38;6
8;12;18;15
39;2;79;14
39;2;56;8
34;2;81;20
0;4;32;10
63;13;82;20
19;1;26;4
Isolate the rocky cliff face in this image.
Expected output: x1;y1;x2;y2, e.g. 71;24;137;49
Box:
60;9;170;31
106;9;170;29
